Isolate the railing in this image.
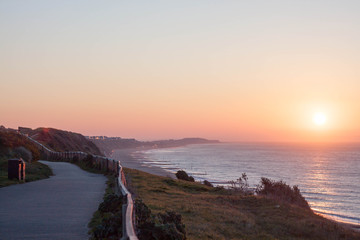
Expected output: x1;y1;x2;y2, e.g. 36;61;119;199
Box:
117;164;137;239
20;133;138;240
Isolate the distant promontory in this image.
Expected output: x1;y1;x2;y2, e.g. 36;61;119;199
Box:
88;136;220;156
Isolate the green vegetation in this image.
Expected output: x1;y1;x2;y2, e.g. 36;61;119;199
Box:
256;177;310;209
135;199;186;240
228;172;252;195
125;168;360;240
203;180;213;187
19;127;102;155
0;129;41;160
24;161;53;182
0;129;53;187
89;173;188;240
0;158;53;187
175;170;195;182
66;154;107;174
89;176;123;240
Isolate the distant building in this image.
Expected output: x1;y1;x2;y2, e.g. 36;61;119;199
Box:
87;136;124;140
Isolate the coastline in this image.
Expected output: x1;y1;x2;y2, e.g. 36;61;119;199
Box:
111;146;360;232
111;148;176;178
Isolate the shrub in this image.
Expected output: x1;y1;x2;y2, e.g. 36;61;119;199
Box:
98;194;123;213
154;211;186;240
91;194;123;239
203;180;213;187
255;177;310;209
72;155;79;163
92;211;122;239
135;199;186;240
84;154;96;168
228;173;252;195
0;130;40;160
13;146;32;162
176;170;195;182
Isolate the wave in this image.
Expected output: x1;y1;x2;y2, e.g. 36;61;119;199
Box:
140;143;360;226
314;209;360;225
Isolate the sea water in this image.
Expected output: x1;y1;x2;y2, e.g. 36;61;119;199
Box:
134;143;360;225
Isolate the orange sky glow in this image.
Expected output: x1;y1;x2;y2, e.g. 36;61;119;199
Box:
1;1;360;142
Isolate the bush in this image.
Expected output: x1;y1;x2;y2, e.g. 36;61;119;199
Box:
84;154;96;168
135;199;186;240
98;194;123;213
91;194;123;239
13;146;32;162
92;211;122;239
72;155;79;163
228;173;252;195
0;130;40;160
255;177;310;209
176;170;195;182
203;180;213;187
154;211;186;240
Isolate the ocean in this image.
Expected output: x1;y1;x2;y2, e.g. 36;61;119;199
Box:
133;143;360;225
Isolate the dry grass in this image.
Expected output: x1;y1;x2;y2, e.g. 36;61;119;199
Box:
125;168;360;240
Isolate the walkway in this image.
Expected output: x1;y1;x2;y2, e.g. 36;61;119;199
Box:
0;161;106;240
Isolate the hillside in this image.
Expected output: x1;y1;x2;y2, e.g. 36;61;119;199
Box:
19;127;102;156
0;127;41;161
125;168;360;240
0;127;52;187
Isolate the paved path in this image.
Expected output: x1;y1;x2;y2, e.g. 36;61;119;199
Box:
0;161;106;240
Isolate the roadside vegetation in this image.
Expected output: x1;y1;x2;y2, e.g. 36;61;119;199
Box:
88;176;123;240
89;171;188;240
0;157;53;187
125;168;360;240
135;199;186;240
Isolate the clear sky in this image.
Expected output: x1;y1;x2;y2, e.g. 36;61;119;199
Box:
1;0;360;142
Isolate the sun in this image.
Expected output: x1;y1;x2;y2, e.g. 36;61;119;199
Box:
313;112;327;126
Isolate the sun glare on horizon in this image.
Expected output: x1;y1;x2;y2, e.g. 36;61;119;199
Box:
313;112;327;126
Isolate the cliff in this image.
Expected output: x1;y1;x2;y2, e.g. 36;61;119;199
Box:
90;137;220;156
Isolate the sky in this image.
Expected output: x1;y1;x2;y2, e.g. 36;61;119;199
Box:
1;0;360;142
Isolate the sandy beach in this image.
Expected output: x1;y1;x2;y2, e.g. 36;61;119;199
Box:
111;148;176;178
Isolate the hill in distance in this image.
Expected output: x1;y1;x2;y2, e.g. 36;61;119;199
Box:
88;136;220;156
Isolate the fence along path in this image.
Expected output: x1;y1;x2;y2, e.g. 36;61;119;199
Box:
20;133;138;240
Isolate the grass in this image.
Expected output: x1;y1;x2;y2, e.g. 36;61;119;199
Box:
88;175;117;229
20;127;102;155
0;129;52;187
88;175;124;239
0;157;53;188
25;161;53;182
124;168;360;240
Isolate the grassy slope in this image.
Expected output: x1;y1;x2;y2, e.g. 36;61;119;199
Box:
21;127;102;155
125;168;360;240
